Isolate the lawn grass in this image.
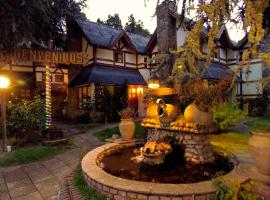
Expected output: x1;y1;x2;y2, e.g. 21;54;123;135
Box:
0;138;75;166
94;122;145;141
74;170;108;200
245;117;270;132
210;131;250;155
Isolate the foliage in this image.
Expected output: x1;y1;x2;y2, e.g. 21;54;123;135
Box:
0;0;87;50
246;117;270;132
146;0;270;95
248;94;269;116
124;14;150;36
74;170;109;200
97;14;123;29
94;84;128;122
181;79;231;112
213;177;262;200
97;13;150;37
212;102;247;129
94;122;145;141
118;106;136;119
7;95;46;139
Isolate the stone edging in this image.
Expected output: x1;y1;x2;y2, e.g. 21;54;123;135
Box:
82;142;246;200
59;170;85;200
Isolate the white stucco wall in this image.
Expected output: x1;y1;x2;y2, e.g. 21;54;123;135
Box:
126;53;136;64
96;48;113;60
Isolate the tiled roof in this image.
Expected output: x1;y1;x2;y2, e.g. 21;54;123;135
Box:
198;61;234;81
76;20;150;54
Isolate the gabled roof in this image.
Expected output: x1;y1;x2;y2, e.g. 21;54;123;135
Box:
75;20;150;54
128;32;151;54
145;29;157;53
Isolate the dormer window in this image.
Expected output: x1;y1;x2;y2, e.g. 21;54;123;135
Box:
114;52;123;63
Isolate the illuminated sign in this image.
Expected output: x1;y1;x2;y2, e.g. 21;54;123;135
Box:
0;49;84;64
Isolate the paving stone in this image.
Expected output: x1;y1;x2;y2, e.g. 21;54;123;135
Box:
28;170;54;184
6;178;32;190
9;184;36;199
0;182;8;192
13;192;43;200
4;169;28;183
22;163;44;174
0;192;10;200
35;177;59;199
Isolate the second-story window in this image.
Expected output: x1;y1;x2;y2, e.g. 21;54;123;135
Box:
114;52;123;63
55;74;64;83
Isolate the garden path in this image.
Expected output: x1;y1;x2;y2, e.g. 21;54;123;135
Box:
0;122;117;200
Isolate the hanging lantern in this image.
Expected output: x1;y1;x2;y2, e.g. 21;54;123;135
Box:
148;78;160;89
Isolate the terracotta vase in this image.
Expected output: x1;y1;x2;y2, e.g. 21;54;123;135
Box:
248;131;270;175
184;104;213;125
119;118;135;140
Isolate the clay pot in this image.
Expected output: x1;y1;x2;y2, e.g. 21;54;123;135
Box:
184;104;213;125
119;118;135;140
248;131;270;175
158;104;178;123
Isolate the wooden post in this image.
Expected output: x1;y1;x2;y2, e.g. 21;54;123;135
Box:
1;91;7;152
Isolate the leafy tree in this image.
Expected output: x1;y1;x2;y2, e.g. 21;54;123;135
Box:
97;18;106;25
97;14;123;29
106;14;123;29
0;0;87;50
125;14;150;36
145;0;270;94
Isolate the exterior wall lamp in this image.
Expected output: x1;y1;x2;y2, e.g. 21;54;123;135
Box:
0;76;10;152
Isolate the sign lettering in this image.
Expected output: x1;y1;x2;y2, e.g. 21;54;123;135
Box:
0;49;84;64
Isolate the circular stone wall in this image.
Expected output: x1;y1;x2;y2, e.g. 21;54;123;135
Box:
81;141;242;200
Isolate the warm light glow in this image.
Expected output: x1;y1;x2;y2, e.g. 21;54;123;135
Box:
0;76;10;89
177;64;183;69
148;79;160;89
137;87;143;94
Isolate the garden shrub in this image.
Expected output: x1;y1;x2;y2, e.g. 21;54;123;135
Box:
213;177;261;200
7;95;45;145
212;102;247;129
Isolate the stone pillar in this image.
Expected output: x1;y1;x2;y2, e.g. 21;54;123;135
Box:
156;0;177;80
182;134;214;164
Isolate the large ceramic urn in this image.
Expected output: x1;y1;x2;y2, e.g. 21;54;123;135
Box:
248;131;270;175
119;118;135;140
184;104;213;125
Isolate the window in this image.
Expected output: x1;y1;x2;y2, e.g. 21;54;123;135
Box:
114;52;123;63
78;85;94;109
19;88;32;99
55;74;64;83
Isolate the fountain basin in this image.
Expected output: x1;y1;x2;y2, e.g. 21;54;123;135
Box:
81;141;240;200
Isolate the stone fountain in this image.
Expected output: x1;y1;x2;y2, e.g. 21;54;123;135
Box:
138;87;219;165
80;87;242;200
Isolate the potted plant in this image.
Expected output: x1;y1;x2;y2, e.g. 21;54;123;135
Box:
118;107;136;140
248;121;270;175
